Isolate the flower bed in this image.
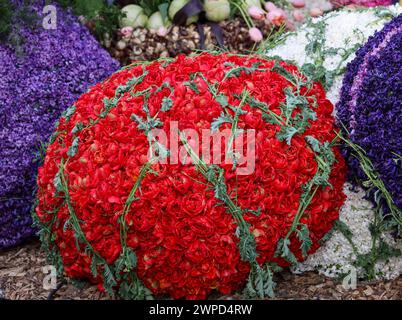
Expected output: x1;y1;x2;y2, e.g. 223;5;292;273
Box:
35;53;346;299
265;6;402;279
0;1;119;249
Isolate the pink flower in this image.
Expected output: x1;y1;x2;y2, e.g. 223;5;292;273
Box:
267;9;287;26
264;1;277;12
248;6;265;20
293;10;305;22
120;26;133;38
290;0;306;8
310;7;323;17
157;26;169;37
249;27;263;42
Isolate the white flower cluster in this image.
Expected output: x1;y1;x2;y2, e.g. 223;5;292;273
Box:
267;6;402;280
268;5;402;106
292;184;401;280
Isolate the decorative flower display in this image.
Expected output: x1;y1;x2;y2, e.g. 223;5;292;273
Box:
267;5;401;106
266;6;402;279
0;1;119;249
337;14;402;210
35;53;346;299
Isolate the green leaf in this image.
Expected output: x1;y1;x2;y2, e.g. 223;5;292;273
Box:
161;97;173;112
305;135;321;153
126;248;138;269
238;229;258;263
243;208;262;216
90;255;100;278
67;137;79;157
275;238;298;265
244;265;276;298
183;81;200;94
319;228;334;244
334;220;354;243
61;105;76;122
276;126;298;145
215;94;229;108
53;170;63;193
295;224;312;257
271;61;298;84
283;87;308;114
71;122;84;135
158;2;169;24
211;112;232;132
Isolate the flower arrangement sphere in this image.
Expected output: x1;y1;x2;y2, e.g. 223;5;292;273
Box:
0;1;119;249
35;53;347;299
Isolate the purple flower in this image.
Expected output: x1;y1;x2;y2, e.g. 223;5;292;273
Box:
337;14;402;211
0;1;120;249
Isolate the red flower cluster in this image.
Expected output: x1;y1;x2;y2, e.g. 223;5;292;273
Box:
36;53;346;299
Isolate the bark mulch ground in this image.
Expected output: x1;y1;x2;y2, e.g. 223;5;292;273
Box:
0;241;400;300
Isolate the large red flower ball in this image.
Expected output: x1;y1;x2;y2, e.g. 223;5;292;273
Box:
35;53;346;299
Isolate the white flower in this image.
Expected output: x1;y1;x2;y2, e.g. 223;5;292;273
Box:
292;184;401;280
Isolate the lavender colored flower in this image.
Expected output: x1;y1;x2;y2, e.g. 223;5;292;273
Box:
337;14;402;210
0;1;120;249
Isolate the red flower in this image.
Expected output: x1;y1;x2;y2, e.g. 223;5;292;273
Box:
35;53;346;299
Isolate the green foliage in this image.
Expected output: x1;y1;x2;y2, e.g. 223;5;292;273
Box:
276;126;298;145
337;133;402;227
223;62;264;81
0;0;13;41
92;4;125;41
211;112;232;132
183;80;200;94
67;137;79;157
55;0;124;41
296;223;312;257
244;264;277;299
134;0;172;16
161;97;173;111
61;105;77;122
56;0;104;18
275;238;298;265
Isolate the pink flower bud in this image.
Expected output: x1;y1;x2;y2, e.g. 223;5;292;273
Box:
157;26;169;37
264;1;277;12
248;5;265;20
249;27;263;42
310;7;323;17
290;0;305;8
267;9;286;26
293;10;305;22
120;26;133;38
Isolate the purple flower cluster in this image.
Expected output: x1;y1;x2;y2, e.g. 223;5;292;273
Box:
337;14;402;210
0;1;120;249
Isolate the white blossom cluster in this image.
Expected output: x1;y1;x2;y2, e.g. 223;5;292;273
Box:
267;6;402;280
292;184;401;280
268;5;402;106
